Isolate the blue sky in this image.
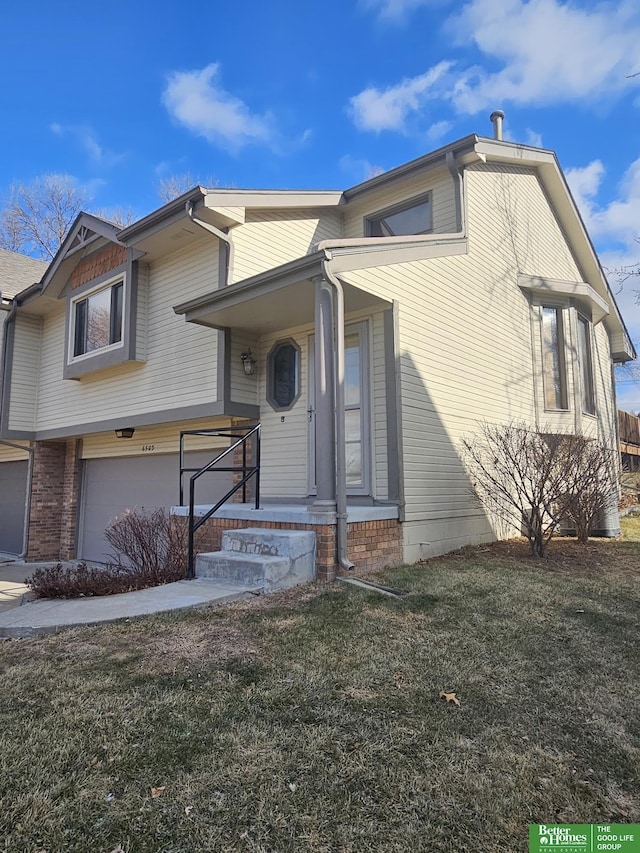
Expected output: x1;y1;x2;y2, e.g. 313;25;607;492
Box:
2;0;640;407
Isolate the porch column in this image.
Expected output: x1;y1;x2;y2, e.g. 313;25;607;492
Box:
312;277;336;511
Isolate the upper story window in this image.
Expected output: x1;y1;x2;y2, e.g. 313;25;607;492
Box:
365;193;432;237
73;279;124;358
577;314;596;415
541;306;568;411
72;278;124;359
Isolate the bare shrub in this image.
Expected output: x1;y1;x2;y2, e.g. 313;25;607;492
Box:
559;435;617;543
104;507;188;583
26;562;138;598
27;508;188;599
462;422;616;556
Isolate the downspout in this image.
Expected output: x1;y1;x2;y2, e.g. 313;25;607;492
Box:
321;256;355;572
445;150;465;235
185;201;234;287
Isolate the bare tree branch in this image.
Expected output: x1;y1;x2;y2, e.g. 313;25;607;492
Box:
156;172;219;203
462;422;616;555
0;174;88;260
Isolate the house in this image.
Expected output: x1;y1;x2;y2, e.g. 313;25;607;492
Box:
0;117;634;578
0;249;48;555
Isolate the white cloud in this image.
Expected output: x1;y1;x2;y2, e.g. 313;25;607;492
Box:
567;158;640;380
348;61;453;132
524;129;543;148
49;123;125;168
339;155;385;182
448;0;640;114
162;63;276;151
425;119;452;143
351;0;640;133
567;158;640;249
360;0;432;21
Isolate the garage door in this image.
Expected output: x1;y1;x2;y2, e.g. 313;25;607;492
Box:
0;460;29;555
79;452;234;562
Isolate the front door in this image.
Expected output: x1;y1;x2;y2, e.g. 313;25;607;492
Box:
308;321;370;495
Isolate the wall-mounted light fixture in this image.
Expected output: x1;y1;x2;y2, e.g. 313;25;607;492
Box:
240;349;257;376
115;427;135;439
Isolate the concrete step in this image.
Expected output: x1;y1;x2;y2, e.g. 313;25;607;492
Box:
197;528;316;593
196;552;288;589
221;528;315;560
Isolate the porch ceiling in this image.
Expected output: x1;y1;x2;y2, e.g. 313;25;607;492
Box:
180;275;391;335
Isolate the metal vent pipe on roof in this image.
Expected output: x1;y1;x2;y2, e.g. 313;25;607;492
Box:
490;110;505;141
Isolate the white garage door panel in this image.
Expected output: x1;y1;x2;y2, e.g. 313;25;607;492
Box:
79;452;234;562
0;460;28;555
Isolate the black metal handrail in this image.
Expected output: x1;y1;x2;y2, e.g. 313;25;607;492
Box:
179;424;261;578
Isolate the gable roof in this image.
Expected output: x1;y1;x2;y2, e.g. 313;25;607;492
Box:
0;249;48;299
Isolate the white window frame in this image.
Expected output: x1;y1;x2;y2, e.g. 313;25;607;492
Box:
307;320;372;496
540;303;569;412
365;192;433;238
68;273;126;365
576;311;596;417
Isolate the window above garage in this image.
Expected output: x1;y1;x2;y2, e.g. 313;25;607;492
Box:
64;253;141;380
72;276;124;358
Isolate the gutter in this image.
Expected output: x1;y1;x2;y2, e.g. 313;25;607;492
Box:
321;255;355;573
185;200;234;288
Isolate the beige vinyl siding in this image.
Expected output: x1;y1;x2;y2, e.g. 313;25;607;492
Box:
229;332;259;407
0;443;31;462
80;416;232;459
592;320;617;449
231;209;342;283
135;261;148;361
257;326;310;498
466;163;583;282
367;311;388;500
342;161;610;562
343;164;457;239
35;237;221;432
8;314;42;432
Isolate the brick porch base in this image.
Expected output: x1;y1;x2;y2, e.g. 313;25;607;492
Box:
187;515;403;582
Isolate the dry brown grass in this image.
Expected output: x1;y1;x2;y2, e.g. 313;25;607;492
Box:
0;525;638;852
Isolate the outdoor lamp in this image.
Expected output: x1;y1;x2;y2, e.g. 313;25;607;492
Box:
115;427;135;439
241;349;257;376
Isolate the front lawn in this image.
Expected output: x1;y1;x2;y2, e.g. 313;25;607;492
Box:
1;522;639;852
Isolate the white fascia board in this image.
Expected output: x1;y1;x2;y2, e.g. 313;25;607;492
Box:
322;235;468;273
518;275;609;323
202;189;344;208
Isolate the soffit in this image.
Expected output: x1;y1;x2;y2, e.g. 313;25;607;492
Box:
180;276;391;336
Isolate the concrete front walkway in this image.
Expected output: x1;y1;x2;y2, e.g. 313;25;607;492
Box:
0;563;33;616
0;561;255;638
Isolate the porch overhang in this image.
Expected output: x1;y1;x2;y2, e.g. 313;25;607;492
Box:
174;252;392;335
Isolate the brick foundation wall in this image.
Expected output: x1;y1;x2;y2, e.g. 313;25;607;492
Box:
187;515;403;582
26;440;81;561
59;440;81;559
